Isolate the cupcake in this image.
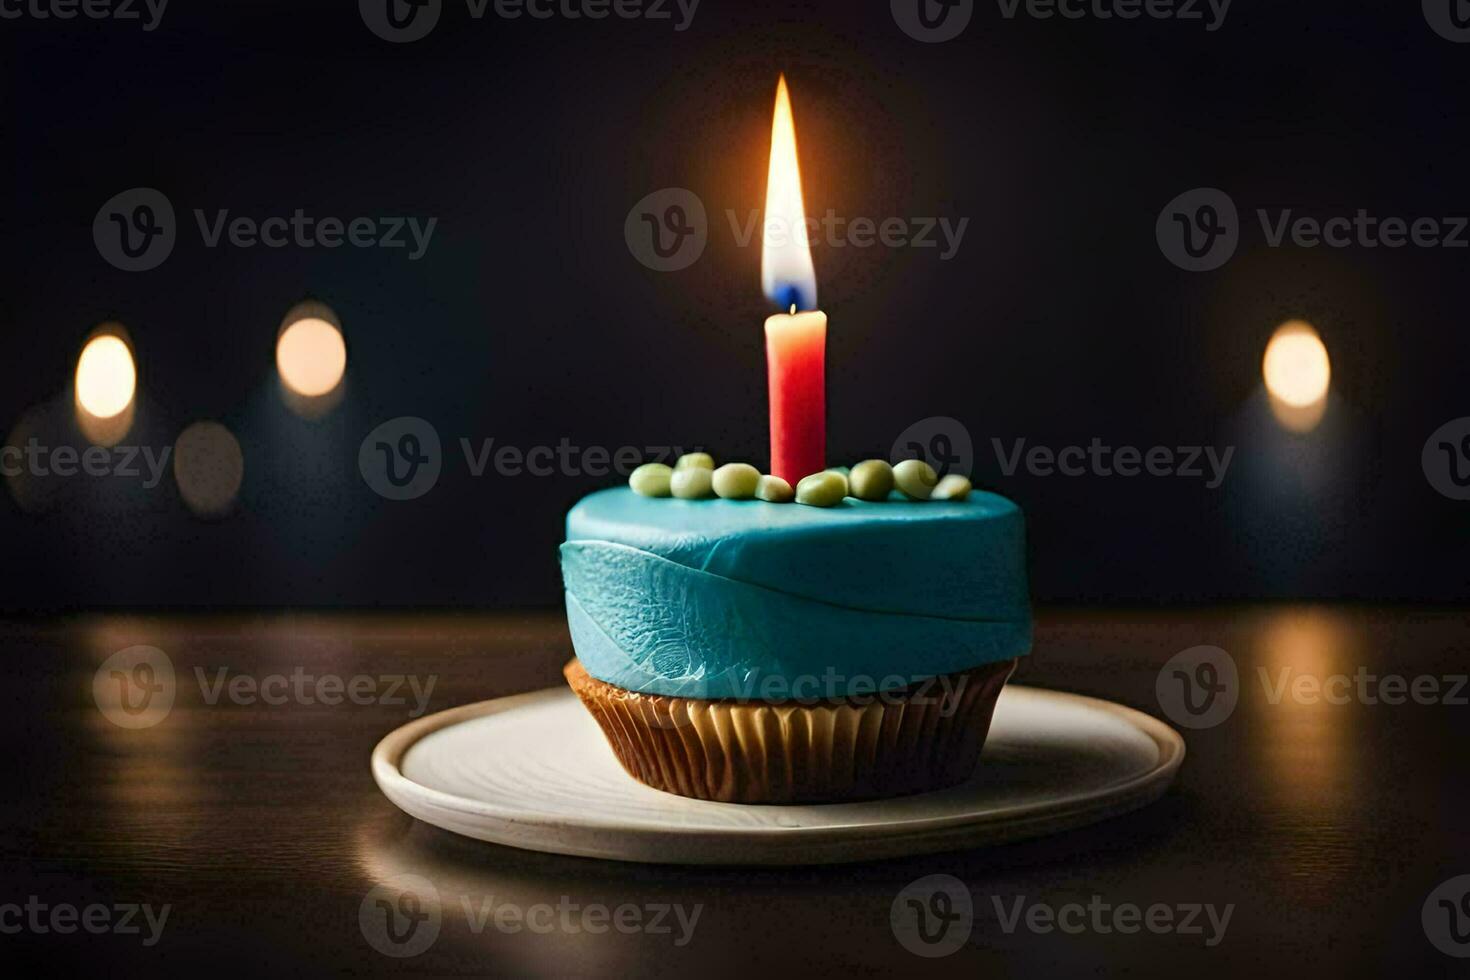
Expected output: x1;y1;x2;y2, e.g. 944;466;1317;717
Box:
559;459;1032;804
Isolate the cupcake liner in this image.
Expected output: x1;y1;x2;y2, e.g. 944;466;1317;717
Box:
563;657;1017;804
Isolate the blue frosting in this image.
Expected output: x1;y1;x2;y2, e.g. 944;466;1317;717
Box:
561;487;1032;699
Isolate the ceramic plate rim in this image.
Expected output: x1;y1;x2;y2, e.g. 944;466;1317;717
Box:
371;685;1186;844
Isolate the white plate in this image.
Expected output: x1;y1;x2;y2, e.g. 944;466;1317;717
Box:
371;685;1184;866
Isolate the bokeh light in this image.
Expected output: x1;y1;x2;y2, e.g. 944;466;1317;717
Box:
276;312;346;398
173;420;244;518
1263;321;1330;433
4;405;57;513
1263;321;1330;407
75;326;137;446
75;333;136;419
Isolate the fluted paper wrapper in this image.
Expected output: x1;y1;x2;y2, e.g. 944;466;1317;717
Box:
564;658;1017;804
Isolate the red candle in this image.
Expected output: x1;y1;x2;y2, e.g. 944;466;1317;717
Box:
761;76;826;485
766;310;827;483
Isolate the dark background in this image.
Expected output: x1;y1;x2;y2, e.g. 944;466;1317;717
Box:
3;1;1467;610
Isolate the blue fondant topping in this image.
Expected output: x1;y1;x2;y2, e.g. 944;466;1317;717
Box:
561;487;1032;699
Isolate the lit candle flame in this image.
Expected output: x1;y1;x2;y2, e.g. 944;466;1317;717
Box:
761;75;817;312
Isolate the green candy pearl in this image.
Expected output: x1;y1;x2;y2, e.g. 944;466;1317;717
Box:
628;462;673;497
755;475;794;502
795;471;847;507
674;452;715;471
848;460;894;501
670;466;714;499
931;474;972;501
823;467;850;497
712;463;761;499
893;459;939;500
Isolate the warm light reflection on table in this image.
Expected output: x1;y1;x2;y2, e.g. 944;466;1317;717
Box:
0;607;1457;975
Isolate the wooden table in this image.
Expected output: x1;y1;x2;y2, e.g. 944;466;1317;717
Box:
1;607;1464;976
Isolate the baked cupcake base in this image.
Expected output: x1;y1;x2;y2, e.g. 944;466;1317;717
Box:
564;657;1017;804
